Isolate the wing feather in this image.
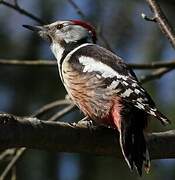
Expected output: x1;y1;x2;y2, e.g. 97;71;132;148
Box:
67;44;170;124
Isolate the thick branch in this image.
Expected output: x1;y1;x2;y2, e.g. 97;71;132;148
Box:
145;0;175;48
0;113;174;160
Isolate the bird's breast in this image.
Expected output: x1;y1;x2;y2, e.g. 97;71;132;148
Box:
62;61;112;119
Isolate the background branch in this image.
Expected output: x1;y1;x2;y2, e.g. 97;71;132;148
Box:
0;59;56;67
66;0;86;19
140;67;173;83
32;99;72;118
1;59;175;69
144;0;175;48
0;0;45;24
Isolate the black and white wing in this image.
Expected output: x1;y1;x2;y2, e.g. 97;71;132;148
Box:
67;43;170;125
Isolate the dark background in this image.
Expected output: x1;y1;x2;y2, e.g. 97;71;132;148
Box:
0;0;175;179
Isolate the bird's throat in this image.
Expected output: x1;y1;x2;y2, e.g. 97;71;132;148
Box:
51;43;65;66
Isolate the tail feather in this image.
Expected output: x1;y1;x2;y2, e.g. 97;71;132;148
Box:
144;149;151;173
119;129;134;171
116;107;150;176
133;129;150;175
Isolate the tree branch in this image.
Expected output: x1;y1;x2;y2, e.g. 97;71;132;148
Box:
1;59;175;69
0;59;56;67
129;60;175;69
140;67;173;83
0;100;74;180
32;99;72;118
0;113;174;160
144;0;175;48
66;0;86;19
0;148;25;180
0;0;45;24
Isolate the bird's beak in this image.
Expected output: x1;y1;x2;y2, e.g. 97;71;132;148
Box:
22;25;44;32
23;24;51;42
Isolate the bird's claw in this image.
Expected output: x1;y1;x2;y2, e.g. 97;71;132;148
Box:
78;116;96;132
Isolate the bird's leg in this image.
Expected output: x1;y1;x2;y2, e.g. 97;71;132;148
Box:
78;116;96;131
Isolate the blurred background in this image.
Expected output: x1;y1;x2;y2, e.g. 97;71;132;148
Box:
0;0;175;179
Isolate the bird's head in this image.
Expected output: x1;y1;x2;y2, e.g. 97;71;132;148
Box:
23;20;97;46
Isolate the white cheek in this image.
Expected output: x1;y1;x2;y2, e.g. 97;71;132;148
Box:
51;43;65;66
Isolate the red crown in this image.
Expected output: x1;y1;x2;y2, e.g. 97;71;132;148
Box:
71;20;97;43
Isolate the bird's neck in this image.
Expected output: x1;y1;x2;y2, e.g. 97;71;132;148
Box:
51;38;91;67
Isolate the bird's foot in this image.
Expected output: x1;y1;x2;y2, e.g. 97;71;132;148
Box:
78;116;96;132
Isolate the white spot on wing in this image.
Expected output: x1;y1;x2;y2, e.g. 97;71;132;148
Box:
135;102;145;109
123;81;129;86
78;56;128;80
121;89;133;97
140;88;145;92
132;83;137;87
151;108;157;111
108;80;119;89
137;97;144;102
149;110;156;116
160;117;168;123
134;89;141;94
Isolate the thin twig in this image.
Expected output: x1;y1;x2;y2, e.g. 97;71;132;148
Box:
141;13;156;22
0;149;16;161
129;60;175;69
140;67;173;83
66;0;86;19
0;1;45;24
11;166;16;180
0;59;56;67
0;148;26;180
144;0;175;48
48;104;76;122
32;99;72;118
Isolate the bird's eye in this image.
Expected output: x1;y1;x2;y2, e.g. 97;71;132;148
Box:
56;24;63;29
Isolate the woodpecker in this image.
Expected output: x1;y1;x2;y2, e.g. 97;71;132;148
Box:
23;20;170;175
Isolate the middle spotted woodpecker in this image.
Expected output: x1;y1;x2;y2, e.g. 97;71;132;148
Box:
23;20;170;175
